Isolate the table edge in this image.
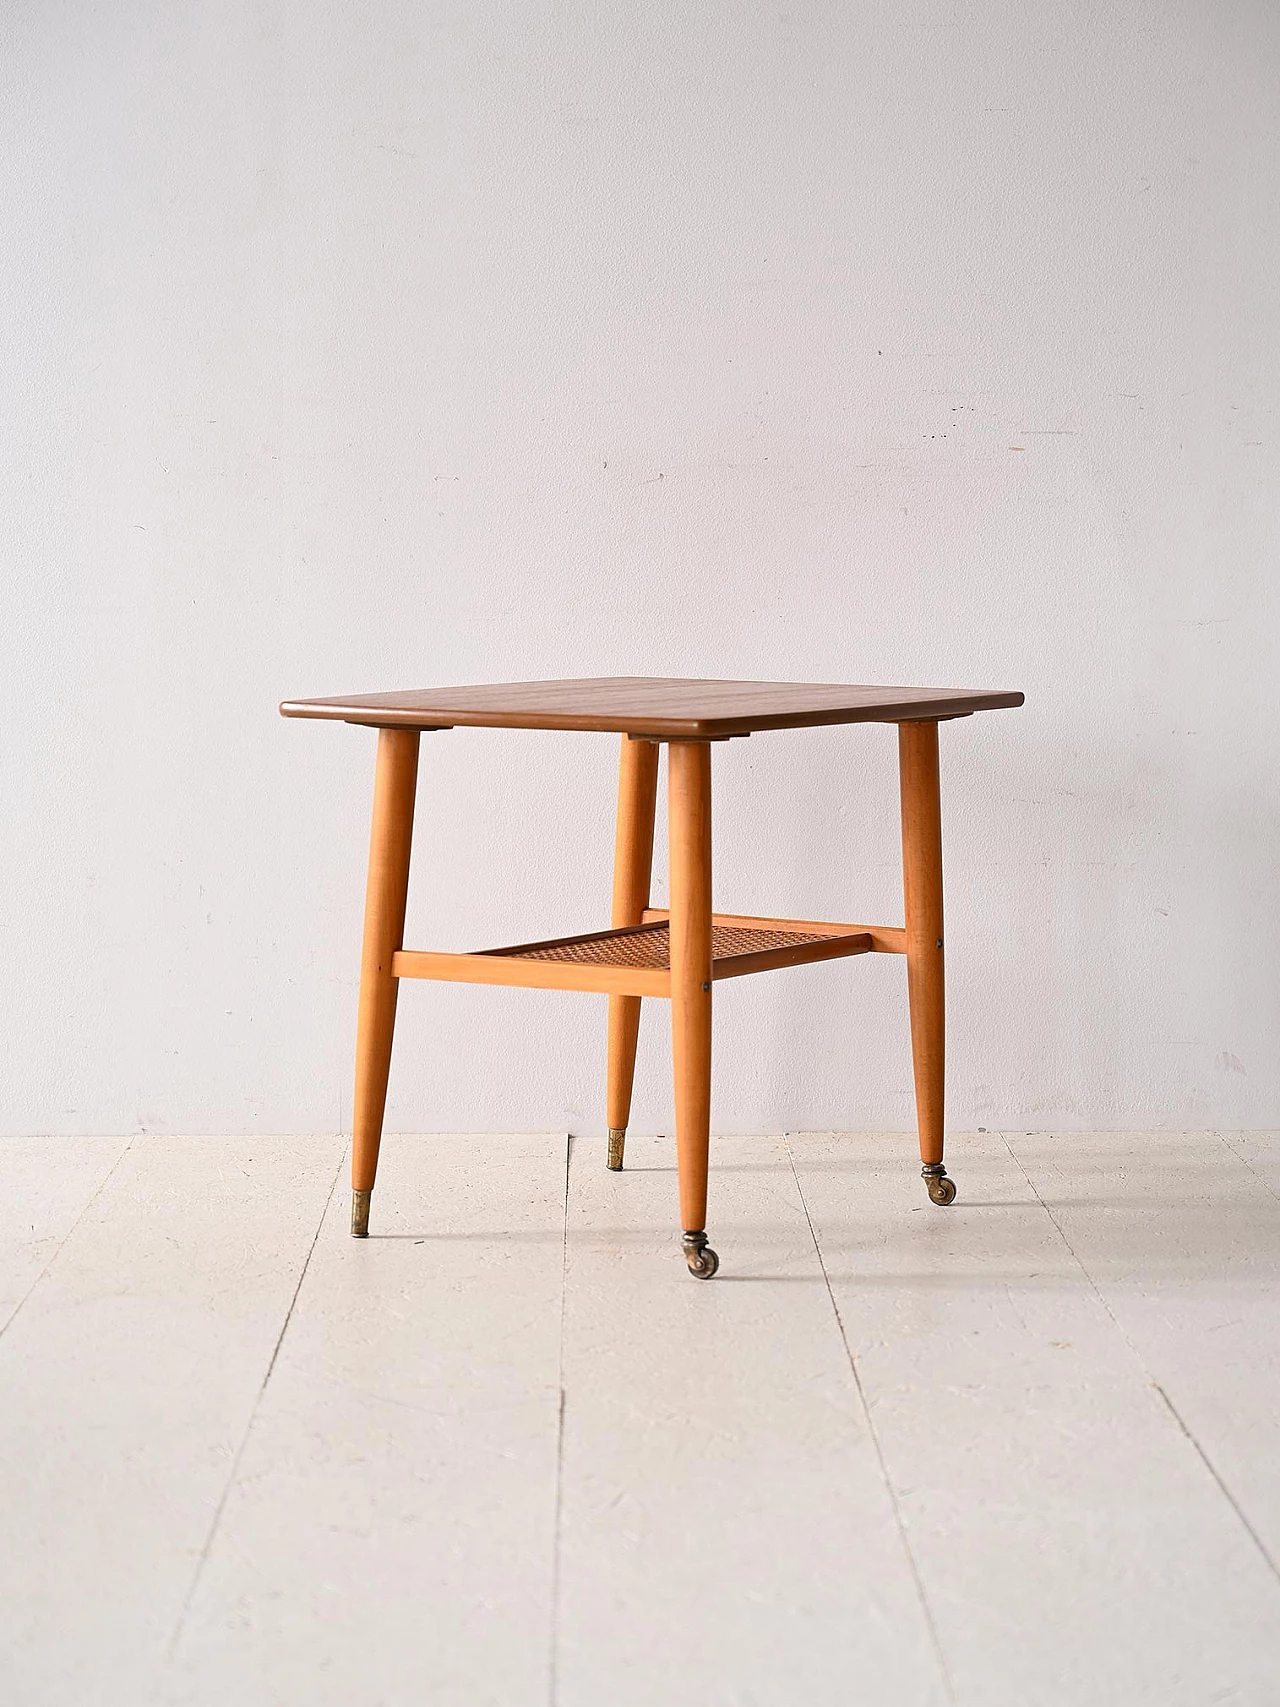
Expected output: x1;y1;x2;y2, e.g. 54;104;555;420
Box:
278;691;1025;735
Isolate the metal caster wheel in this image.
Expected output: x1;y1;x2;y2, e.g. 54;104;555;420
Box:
682;1231;720;1279
922;1165;956;1206
606;1127;626;1171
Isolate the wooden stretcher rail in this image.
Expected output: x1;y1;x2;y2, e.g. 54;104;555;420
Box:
391;949;668;997
710;931;872;981
641;909;907;955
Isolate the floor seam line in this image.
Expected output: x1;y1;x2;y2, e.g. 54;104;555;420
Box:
164;1146;345;1663
1150;1381;1280;1585
0;1135;135;1343
784;1133;957;1706
1217;1131;1280;1205
548;1131;572;1707
1002;1133;1280;1595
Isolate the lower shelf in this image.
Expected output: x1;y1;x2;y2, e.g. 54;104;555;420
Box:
391;915;877;997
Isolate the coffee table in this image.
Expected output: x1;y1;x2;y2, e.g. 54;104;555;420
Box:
281;678;1024;1277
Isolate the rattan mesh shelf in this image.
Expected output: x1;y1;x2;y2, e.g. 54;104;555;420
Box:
391;914;874;997
506;921;828;969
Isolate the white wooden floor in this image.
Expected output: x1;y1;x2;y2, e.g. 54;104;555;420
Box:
2;1133;1279;1706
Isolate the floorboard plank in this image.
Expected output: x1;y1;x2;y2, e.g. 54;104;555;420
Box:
789;1131;1280;1707
0;1135;132;1333
554;1133;948;1707
1009;1131;1280;1577
8;1132;1279;1705
0;1136;344;1707
159;1133;569;1707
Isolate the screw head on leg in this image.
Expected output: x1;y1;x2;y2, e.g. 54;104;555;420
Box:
921;1163;956;1206
682;1229;719;1278
351;1188;372;1237
606;1128;626;1171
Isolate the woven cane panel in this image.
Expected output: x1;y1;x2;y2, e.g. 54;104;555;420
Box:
506;924;831;968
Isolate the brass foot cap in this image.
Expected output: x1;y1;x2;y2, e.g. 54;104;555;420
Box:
606;1128;626;1171
351;1188;371;1237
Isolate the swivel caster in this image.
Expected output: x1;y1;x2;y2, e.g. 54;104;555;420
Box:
922;1164;956;1206
682;1230;720;1279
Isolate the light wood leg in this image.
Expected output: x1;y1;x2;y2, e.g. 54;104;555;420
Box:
667;740;718;1276
606;736;660;1169
898;720;955;1204
351;726;420;1235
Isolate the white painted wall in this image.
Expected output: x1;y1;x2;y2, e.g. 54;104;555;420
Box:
3;1;1278;1137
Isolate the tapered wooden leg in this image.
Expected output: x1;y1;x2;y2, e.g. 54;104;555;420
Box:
606;736;660;1170
898;719;955;1204
351;726;421;1235
668;740;718;1276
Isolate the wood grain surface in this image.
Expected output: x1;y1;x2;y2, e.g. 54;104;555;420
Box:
280;677;1024;737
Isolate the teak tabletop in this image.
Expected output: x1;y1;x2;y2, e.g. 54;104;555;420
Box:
280;675;1024;739
282;675;1024;1278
